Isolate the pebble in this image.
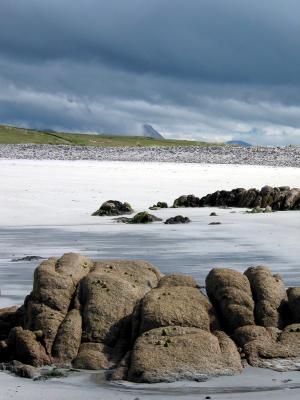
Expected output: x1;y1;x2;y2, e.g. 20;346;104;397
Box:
0;144;299;167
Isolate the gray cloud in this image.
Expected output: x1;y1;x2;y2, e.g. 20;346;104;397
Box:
1;0;300;145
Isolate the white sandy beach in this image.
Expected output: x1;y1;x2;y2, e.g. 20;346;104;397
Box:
0;159;300;399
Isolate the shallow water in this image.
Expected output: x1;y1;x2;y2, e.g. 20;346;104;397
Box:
0;208;299;307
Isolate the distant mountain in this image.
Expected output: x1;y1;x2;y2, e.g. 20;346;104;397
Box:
226;140;252;147
143;124;164;140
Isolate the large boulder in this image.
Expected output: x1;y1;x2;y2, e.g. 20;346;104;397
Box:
92;200;133;216
244;266;288;328
138;286;218;334
75;260;161;366
206;268;255;332
128;326;243;383
24;253;92;354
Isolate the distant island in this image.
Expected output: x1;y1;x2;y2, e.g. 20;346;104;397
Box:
226;140;252;147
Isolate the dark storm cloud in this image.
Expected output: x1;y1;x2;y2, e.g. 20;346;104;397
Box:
1;0;300;144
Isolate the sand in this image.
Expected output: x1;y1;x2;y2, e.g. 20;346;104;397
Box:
0;159;300;399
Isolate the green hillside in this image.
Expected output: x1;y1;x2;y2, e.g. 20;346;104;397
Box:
0;124;222;147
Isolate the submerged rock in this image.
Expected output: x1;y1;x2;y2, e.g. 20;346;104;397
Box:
92;200;133;216
164;215;190;224
11;256;45;262
114;212;162;224
149;202;168;210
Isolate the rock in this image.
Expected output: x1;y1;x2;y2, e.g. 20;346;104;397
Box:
0;306;19;340
24;253;92;354
52;309;82;364
210;212;217;216
173;195;202;208
287;287;300;322
7;327;50;367
73;342;111;369
115;212;162;224
172;186;300;211
164;215;190;224
131;212;162;223
264;205;273;213
244;266;288;328
158;274;198;288
246;207;265;213
92;200;133;216
0;360;39;379
11;256;45;262
77;260;161;345
242;323;300;370
138;286;217;334
128;326;243;383
206;268;255;332
149;202;168;210
233;325;278;347
109;351;131;381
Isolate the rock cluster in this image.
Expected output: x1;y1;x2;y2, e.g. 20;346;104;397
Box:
92;200;133;216
1;254;300;382
173;186;300;211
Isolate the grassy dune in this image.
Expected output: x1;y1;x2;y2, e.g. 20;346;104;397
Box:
0;124;221;147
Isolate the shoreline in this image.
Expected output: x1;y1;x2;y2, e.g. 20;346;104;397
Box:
0;144;299;167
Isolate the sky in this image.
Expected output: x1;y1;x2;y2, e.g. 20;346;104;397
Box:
1;0;300;145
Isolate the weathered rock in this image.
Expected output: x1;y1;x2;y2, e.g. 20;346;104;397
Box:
287;287;300;323
75;260;161;366
24;253;92;354
242;324;300;370
73;342;111;369
128;326;243;383
244;266;288;328
92;200;133;216
173;195;201;208
233;325;279;347
158;274;198;288
52;309;82;364
206;268;255;332
138;286;217;334
164;215;190;224
7;327;50;367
